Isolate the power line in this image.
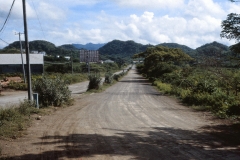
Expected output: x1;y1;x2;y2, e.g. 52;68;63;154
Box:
0;0;16;34
31;0;46;40
0;38;10;45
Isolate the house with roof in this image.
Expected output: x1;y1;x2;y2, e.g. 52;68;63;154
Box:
0;54;44;74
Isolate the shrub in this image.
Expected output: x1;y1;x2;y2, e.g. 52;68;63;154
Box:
153;81;172;94
170;87;191;99
105;72;113;84
183;90;234;117
8;81;28;90
88;73;102;90
113;74;120;81
33;76;71;107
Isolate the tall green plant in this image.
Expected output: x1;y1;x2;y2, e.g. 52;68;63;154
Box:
88;73;102;90
32;76;71;107
105;72;113;84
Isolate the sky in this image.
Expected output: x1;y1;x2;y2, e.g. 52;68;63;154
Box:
0;0;239;49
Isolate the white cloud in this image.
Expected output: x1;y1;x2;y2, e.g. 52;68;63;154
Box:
37;2;66;21
114;0;185;9
0;0;239;49
185;0;225;18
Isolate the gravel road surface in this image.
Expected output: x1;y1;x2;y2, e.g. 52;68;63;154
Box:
1;67;240;159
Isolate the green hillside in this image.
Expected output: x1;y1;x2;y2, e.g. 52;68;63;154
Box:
98;40;153;61
196;41;231;57
157;43;196;57
1;40;80;58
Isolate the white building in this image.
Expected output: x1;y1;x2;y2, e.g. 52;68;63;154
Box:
0;54;44;74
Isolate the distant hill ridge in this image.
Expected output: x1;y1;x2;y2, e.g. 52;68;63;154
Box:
72;43;105;50
1;40;232;61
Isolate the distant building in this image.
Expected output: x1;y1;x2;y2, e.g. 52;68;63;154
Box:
79;50;99;63
0;54;44;74
104;59;114;63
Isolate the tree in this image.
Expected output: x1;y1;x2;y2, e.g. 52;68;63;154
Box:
220;13;240;41
221;1;240;55
221;0;239;40
134;46;193;78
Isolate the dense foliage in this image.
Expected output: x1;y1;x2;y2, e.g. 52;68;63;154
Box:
87;73;102;90
134;46;193;78
221;13;240;41
221;0;240;59
135;45;240;118
157;43;196;57
104;72;113;84
2;40;80;59
98;40;153;62
33;76;71;107
45;61;120;74
195;41;233;67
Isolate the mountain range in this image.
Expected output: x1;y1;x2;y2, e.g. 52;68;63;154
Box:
0;40;233;62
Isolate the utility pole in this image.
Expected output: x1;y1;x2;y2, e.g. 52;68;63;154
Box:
22;0;32;100
88;51;90;74
15;32;26;83
71;51;73;74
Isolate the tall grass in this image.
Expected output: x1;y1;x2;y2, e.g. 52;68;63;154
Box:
0;100;39;139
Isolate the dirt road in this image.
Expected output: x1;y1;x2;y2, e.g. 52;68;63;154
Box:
1;67;240;159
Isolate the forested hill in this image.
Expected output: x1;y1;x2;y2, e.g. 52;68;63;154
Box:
2;40;80;58
157;43;196;57
72;43;105;50
4;40;57;53
98;40;154;58
195;41;231;56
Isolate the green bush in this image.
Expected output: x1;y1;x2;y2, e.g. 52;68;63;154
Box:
88;73;102;90
113;74;120;81
8;81;28;90
170;87;191;99
183;90;232;116
153;81;172;94
33;76;71;107
105;72;113;84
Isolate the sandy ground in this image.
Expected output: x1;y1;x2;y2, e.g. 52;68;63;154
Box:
0;68;240;159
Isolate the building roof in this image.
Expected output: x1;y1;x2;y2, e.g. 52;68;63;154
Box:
0;54;44;65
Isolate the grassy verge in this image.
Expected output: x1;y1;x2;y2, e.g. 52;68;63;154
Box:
0;100;40;139
153;80;240;119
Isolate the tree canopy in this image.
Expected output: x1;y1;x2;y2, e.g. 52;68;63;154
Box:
134;46;193;78
220;13;240;41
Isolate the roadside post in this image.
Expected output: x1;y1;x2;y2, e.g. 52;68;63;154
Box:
33;93;39;109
